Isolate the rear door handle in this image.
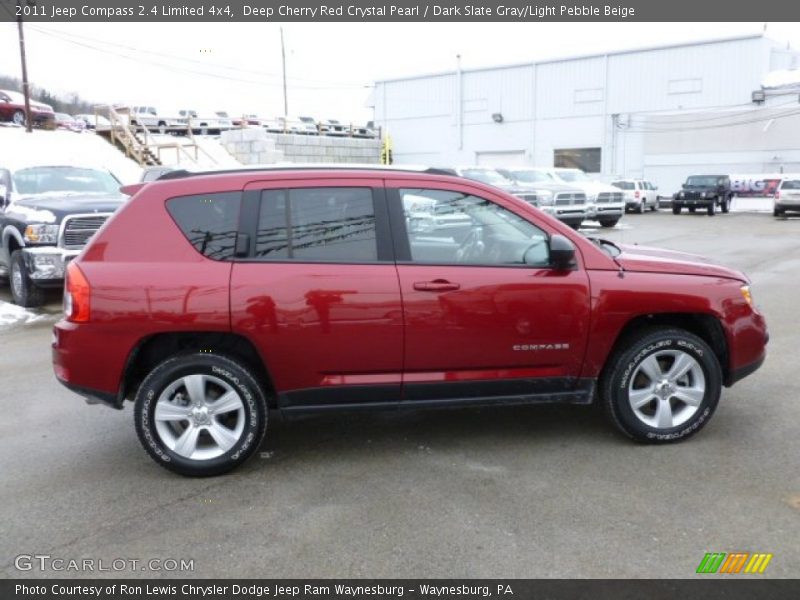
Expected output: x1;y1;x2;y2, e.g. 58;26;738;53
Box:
413;280;460;292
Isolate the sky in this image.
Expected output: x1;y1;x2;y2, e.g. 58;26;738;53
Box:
1;21;799;122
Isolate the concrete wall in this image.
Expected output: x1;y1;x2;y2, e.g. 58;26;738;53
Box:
221;128;381;165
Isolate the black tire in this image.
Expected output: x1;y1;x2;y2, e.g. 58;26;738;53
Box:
134;353;268;477
635;204;644;214
672;205;681;215
601;328;722;443
774;208;784;217
10;250;44;307
721;196;730;214
599;218;619;228
12;110;26;126
707;201;716;216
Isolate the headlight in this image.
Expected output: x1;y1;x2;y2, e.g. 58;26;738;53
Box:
700;192;707;198
679;192;685;198
24;224;59;244
740;285;753;306
535;190;554;206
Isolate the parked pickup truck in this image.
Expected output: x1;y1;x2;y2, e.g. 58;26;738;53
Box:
52;166;767;476
673;175;732;216
0;164;125;306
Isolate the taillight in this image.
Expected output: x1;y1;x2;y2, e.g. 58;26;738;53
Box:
775;190;780;200
64;262;90;323
634;191;640;198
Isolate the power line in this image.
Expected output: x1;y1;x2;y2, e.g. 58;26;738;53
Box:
26;24;369;90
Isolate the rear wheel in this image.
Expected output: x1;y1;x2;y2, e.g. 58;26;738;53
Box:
601;328;722;443
10;250;44;307
134;353;268;477
774;208;784;217
721;196;730;213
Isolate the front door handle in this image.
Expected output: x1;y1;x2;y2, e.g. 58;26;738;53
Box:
413;280;460;292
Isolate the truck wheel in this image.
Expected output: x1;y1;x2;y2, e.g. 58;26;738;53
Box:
134;353;268;477
599;219;619;228
707;202;716;216
10;250;44;307
721;197;730;214
601;328;722;443
672;205;681;215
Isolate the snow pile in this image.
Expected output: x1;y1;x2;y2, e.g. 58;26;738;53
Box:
762;69;800;90
0;126;143;183
143;133;242;168
0;300;48;329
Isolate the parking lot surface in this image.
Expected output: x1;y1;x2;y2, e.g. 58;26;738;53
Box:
1;211;798;579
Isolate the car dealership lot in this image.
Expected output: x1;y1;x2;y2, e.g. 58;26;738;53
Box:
1;211;798;579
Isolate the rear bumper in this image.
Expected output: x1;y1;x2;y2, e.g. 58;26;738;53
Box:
775;202;800;211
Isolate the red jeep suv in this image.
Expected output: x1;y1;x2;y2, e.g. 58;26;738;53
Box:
52;167;768;476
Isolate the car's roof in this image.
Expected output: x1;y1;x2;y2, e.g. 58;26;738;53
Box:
155;164;455;181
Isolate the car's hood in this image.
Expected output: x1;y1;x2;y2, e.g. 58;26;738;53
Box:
567;181;620;194
614;243;747;282
9;193;125;223
512;181;581;194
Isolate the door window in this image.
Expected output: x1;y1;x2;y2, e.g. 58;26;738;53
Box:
399;188;549;267
255;187;378;262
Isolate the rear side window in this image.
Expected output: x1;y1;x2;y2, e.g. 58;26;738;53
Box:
255;187;377;262
167;192;241;260
780;180;800;190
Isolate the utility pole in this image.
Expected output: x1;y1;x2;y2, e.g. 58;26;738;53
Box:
280;27;288;116
17;0;33;133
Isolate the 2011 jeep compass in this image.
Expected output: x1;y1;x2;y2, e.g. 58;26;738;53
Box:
52;167;768;476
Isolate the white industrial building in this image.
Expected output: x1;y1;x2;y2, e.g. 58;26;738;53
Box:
370;34;800;194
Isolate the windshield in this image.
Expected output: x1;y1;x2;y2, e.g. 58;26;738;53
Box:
12;166;120;195
686;176;722;187
556;170;591;183
461;169;513;186
780;180;800;190
510;170;553;184
612;181;635;190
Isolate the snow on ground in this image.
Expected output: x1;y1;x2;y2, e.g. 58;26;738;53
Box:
0;300;48;329
0;125;241;182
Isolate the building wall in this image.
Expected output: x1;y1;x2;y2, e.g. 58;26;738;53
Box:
374;35;800;193
221;129;381;165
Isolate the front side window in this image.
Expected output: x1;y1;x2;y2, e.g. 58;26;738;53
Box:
255;187;377;262
399;188;549;267
167;192;241;261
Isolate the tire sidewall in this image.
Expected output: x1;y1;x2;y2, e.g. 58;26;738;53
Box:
135;354;266;476
608;331;721;442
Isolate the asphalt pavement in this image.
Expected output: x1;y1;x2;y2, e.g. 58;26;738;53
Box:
1;211;798;579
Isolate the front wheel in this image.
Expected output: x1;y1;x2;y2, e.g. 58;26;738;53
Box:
12;110;26;126
134;353;268;477
707;202;716;216
601;328;722;443
10;250;44;307
599;218;619;228
672;204;681;215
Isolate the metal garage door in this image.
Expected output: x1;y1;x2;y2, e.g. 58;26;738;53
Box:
476;151;526;167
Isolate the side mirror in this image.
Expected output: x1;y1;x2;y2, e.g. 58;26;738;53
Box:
0;184;7;206
549;234;576;269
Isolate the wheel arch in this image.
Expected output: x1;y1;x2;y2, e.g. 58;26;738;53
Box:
601;312;729;385
120;331;277;408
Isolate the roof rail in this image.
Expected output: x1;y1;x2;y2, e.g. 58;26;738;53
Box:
154;164;457;182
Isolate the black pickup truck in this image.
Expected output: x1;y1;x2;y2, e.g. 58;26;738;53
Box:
0;165;125;306
672;175;732;216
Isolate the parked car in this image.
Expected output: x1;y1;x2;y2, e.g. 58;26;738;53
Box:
498;167;588;229
0;89;55;127
51;166;768;476
73;114;112;131
54;113;85;133
232;114;265;127
611;179;659;213
140;166;176;183
130;106;183;133
320;119;346;136
0;163;126;306
673;175;732;216
176;109;234;135
542;168;625;227
773;177;800;217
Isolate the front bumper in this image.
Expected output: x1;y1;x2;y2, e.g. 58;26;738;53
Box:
541;206;588;224
592;205;624;219
22;246;79;285
675;196;712;206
